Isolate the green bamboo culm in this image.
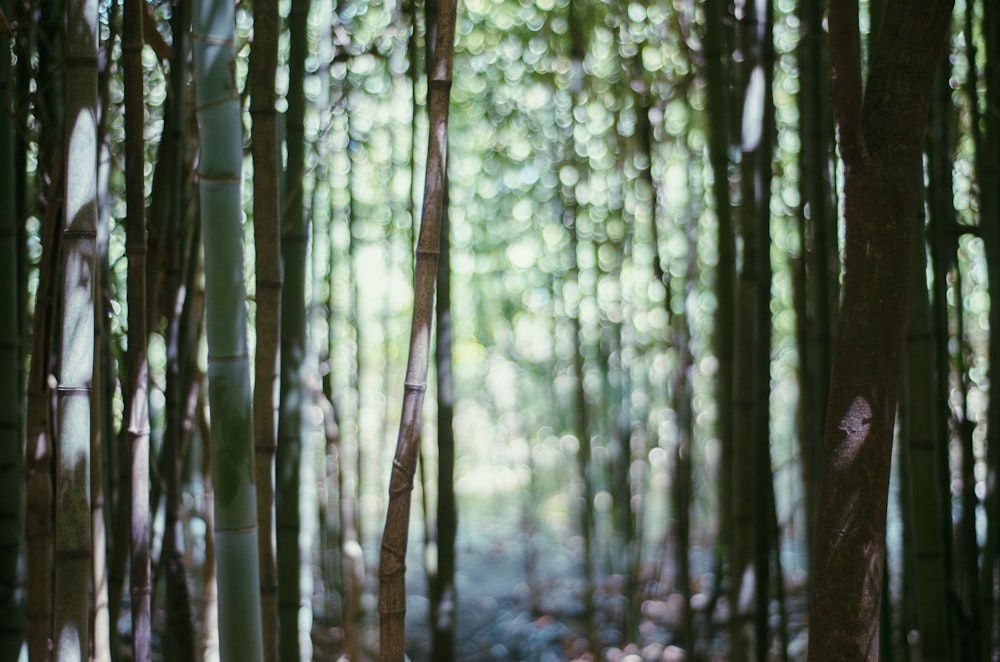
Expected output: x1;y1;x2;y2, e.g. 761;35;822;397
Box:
55;0;98;658
0;0;23;655
277;0;311;658
192;0;265;660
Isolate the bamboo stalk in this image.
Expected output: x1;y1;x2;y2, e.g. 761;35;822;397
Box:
378;0;458;656
123;0;151;658
54;0;98;658
249;0;281;657
192;0;264;658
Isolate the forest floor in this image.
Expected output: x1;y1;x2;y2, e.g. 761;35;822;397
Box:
309;512;811;661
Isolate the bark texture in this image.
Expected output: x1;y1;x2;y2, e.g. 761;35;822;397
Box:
808;1;953;659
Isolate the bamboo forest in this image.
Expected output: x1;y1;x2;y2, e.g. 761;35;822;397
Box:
4;0;999;659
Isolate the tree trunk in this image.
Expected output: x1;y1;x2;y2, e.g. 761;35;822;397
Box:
738;2;776;658
0;3;22;651
163;230;201;662
431;139;457;662
276;0;312;658
377;0;457;654
702;0;736;642
903;46;960;662
24;162;61;662
160;1;199;658
123;0;151;657
427;0;458;653
808;1;953;658
795;0;836;565
192;0;265;657
54;1;98;658
900;176;950;661
249;0;281;657
24;5;66;660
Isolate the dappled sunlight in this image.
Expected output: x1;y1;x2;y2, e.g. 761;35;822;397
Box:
65;110;99;225
832;396;873;470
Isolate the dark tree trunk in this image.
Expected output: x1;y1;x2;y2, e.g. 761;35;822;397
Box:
794;0;836;565
808;1;953;658
701;0;736;645
431;174;457;662
249;0;281;657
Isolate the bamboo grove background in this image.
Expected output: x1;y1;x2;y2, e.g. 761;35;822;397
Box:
0;0;997;660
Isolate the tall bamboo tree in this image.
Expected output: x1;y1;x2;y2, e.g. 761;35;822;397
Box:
729;0;767;649
92;9;113;649
123;0;151;657
160;1;199;657
54;0;98;657
794;0;836;561
378;0;457;655
808;0;953;657
192;0;265;658
0;0;22;651
431;166;458;662
91;36;111;656
249;0;281;657
742;0;776;657
428;0;457;650
900;174;950;661
24;1;67;655
276;0;312;658
24;163;60;662
701;0;736;628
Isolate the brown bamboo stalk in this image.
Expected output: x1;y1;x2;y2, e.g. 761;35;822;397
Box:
24;156;62;662
377;0;457;656
249;0;281;657
123;0;151;658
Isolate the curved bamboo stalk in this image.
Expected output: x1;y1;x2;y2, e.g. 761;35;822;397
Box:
192;0;264;658
378;0;458;655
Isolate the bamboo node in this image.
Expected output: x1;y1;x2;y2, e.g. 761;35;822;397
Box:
191;33;235;48
55;386;90;395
